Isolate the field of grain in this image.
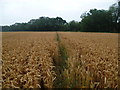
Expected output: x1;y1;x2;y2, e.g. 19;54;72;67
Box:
59;32;118;88
2;32;118;88
2;32;57;88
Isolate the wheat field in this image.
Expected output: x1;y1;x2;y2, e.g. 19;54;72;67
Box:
2;32;118;88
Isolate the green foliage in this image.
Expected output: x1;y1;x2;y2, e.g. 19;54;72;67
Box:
80;9;114;32
56;33;60;41
109;2;120;32
67;20;81;31
2;3;120;33
56;33;68;69
54;33;69;88
2;17;67;32
79;2;120;33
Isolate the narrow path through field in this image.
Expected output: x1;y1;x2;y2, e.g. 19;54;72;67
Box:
53;32;69;88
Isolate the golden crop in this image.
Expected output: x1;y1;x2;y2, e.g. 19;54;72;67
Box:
59;32;118;88
2;32;57;88
2;32;118;88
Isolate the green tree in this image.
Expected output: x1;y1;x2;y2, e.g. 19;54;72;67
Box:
68;20;80;31
80;9;113;32
2;17;67;31
109;1;120;32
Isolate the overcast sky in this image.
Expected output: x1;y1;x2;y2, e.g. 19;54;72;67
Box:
0;0;117;26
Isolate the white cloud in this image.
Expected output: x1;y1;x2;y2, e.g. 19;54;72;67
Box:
0;0;116;25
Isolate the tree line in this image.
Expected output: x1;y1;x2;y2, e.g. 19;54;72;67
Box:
2;2;120;33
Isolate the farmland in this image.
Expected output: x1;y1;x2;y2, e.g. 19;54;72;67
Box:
2;32;118;88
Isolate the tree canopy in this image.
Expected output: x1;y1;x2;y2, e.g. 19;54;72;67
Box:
2;17;67;32
80;9;113;32
2;2;120;33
